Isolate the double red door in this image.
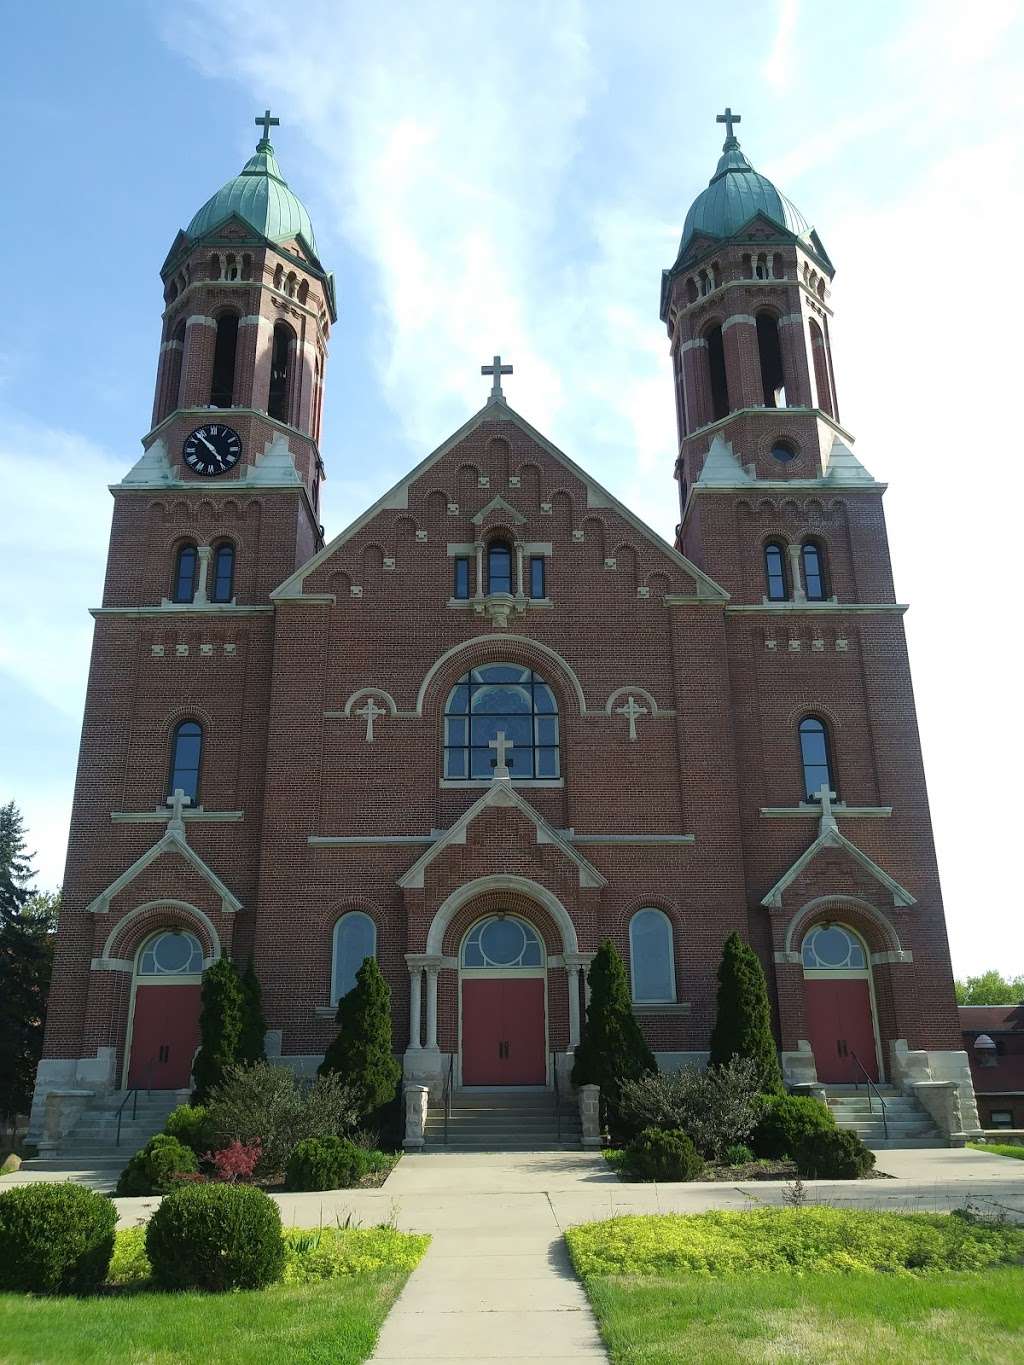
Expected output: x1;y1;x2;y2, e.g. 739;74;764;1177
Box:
805;977;878;1083
462;978;546;1085
127;984;202;1089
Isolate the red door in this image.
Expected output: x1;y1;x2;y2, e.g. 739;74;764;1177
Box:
127;984;202;1089
462;978;546;1085
805;977;877;1083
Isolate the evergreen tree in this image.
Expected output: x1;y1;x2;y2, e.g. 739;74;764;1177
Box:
319;956;401;1119
571;939;655;1116
238;959;267;1064
708;931;783;1095
191;957;245;1102
0;802;33;924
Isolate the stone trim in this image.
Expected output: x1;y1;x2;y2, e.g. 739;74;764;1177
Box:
762;828;915;910
90;957;133;973
100;899;224;962
91;606;272;618
309;835;434;846
569;833;694;845
760;804;892;819
729;603;906;615
632;1002;692;1015
86;829;242;916
425;876;580;956
871;950;913;965
111;809;244;824
782;895;905;958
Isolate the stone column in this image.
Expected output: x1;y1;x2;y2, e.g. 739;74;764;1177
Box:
408;966;423;1051
566;966;581;1049
788;542;806;602
474;542;485;599
195;545;212;606
425;965;440;1051
579;1084;601;1149
515;542;525;597
403;1084;429;1151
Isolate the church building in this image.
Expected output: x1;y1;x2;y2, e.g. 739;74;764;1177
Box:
30;109;980;1144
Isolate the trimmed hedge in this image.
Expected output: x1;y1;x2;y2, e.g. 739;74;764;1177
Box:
623;1127;703;1182
115;1133;198;1196
285;1136;370;1191
752;1094;835;1159
163;1104;213;1155
145;1182;285;1291
795;1127;876;1180
0;1182;117;1294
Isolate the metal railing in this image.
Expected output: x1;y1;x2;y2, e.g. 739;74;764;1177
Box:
850;1051;888;1140
115;1060;158;1146
442;1053;454;1147
551;1051;562;1144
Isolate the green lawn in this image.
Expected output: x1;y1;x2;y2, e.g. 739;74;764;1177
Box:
968;1141;1024;1160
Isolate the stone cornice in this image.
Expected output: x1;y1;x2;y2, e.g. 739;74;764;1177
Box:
91;606;273;618
727;603;907;615
112;809;245;824
760;805;892;819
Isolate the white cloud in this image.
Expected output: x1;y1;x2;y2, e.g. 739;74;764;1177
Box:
762;0;800;90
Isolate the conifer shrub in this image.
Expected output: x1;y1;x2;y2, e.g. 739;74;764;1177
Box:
285;1135;370;1191
622;1127;703;1182
115;1133;198;1196
319;957;401;1121
794;1126;876;1180
238;960;267;1065
752;1094;835;1159
145;1182;285;1291
191;958;246;1102
572;940;656;1119
0;1182;117;1294
708;931;783;1095
163;1103;213;1155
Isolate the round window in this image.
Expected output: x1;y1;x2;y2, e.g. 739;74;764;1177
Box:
801;924;866;970
138;929;204;976
770;441;798;463
462;915;543;969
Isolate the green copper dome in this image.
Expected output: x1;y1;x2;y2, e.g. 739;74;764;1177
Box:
186;136;318;256
678;130;810;257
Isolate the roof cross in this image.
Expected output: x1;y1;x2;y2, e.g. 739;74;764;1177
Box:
481;354;513;400
165;787;192;835
716;106;741;141
812;782;838;833
489;729;514;779
255;109;280;144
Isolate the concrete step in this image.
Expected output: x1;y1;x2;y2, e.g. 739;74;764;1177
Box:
866;1139;948;1150
421;1141;583;1152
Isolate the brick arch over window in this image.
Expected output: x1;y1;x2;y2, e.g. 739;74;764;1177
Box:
417;635;588;717
428;877;579;957
783;895;905;960
102;899;222;964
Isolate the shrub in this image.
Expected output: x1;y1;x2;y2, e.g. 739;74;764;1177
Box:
794;1127;875;1180
115;1133;198;1196
205;1062;357;1178
623;1127;704;1182
724;1143;755;1165
618;1057;761;1160
319;957;401;1121
708;932;783;1095
145;1182;285;1291
238;960;267;1065
163;1103;212;1155
752;1094;835;1159
0;1182;117;1294
572;940;656;1118
285;1136;370;1191
192;958;246;1102
204;1139;261;1183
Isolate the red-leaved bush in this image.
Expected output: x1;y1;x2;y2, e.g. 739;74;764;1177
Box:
202;1139;262;1184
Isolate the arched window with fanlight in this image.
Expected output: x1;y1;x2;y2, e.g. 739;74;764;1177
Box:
764;541;789;601
172;543;198;603
462;915;543;969
444;664;559;780
629;908;676;1003
332;911;377;1004
138;929;205;977
210;542;235;603
801;923;866;971
168;720;203;803
798;715;835;801
487;540;513;595
801;540;828;601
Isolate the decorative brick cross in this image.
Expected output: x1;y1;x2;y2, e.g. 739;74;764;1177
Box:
489;729;514;777
615;694;648;741
356;696;386;743
716;106;741;140
481;355;513;399
255;109;280;143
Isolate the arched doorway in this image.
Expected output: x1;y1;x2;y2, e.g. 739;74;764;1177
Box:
460;915;547;1086
801;923;880;1083
125;929;204;1089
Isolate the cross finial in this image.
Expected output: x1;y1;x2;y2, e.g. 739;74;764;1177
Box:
489;729;514;779
615;694;649;742
355;696;386;743
481;354;513;400
166;787;191;835
716;106;741;142
812;782;838;832
255;109;280;146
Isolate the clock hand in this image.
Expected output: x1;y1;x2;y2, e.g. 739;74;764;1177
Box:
197;432;219;456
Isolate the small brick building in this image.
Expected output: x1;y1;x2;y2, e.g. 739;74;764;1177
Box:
29;110;980;1136
960;1006;1024;1130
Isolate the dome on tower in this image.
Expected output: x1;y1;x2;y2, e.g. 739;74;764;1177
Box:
185;121;319;257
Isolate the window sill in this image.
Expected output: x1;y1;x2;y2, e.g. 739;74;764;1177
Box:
111;808;244;823
440;779;563;789
632;1001;692;1015
759;804;892;818
314;1006;337;1019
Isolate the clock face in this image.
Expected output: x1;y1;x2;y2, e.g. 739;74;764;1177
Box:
182;424;243;477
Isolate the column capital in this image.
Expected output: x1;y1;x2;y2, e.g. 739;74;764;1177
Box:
405;953;452;972
563;951;594;970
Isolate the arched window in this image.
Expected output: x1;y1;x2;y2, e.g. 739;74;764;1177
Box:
297;279;309;305
756;311;786;407
332;912;376;1003
629;908;676;1003
487;540;513;595
138;929;204;976
172;543;198;603
801;923;866;971
168;720;203;802
210;542;235;603
705;324;729;421
208;253;222;281
241;253;252;281
798;716;835;801
809;318;834;418
801;540;827;600
764;541;788;601
444;664;559;779
273;263;284;290
210;313;239;407
462;916;543;968
285;271;297;299
224;254;239;282
267;322;294;423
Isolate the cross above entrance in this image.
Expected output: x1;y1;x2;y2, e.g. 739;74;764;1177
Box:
255;109;280;143
716;106;741;140
812;782;838;832
481;355;513;400
355;696;386;743
615;694;648;742
165;787;192;834
489;729;514;778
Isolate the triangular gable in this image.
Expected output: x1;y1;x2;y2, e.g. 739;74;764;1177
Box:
86;828;242;915
760;825;915;910
271;394;729;603
695;433;752;486
471;493;527;526
824;434;875;484
397;781;607;890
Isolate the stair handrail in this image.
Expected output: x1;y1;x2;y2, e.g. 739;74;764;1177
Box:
551;1050;561;1143
849;1052;888;1140
115;1058;158;1147
442;1052;454;1147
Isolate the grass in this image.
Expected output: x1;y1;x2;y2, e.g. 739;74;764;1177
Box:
968;1141;1024;1160
567;1211;1024;1363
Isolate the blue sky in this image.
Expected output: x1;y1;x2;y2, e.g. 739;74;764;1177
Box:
1;0;1022;975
